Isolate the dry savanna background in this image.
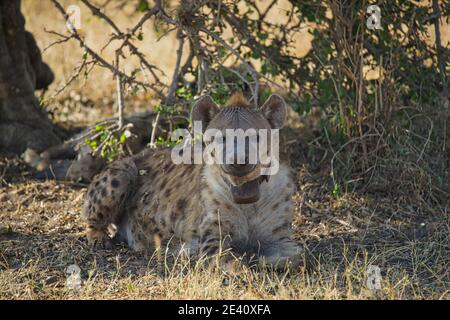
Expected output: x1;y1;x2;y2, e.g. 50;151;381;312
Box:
0;0;449;299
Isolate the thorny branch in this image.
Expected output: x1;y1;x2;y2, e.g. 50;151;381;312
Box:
50;0;165;100
49;0;304;115
115;52;125;130
166;30;185;106
150;28;185;149
431;0;448;96
79;0;164;85
47;0;446;159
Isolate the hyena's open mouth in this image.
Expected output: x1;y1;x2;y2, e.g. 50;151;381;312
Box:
222;162;271;204
229;175;269;204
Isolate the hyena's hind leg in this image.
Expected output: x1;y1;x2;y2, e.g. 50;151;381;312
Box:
82;158;138;248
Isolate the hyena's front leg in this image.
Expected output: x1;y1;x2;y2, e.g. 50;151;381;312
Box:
197;213;236;269
82;158;137;248
259;223;301;270
260;239;301;270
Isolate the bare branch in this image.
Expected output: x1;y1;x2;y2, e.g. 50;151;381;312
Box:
432;0;448;95
165;30;185;106
79;0;164;86
115;52;125;130
198;27;260;103
50;0;165;99
149;111;161;149
50;57;93;100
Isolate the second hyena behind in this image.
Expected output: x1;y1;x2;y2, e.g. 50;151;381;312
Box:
82;93;300;269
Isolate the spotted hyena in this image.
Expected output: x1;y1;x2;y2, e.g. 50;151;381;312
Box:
82;93;300;269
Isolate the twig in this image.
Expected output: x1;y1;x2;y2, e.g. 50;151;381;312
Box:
148;30;185;150
218;63;255;99
43;29;71;52
50;57;92;100
91;123;133;157
198;27;260;104
149;111;161;149
115;52;125;130
431;0;448;95
165;30;185;106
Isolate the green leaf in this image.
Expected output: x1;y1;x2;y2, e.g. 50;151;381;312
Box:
332;183;341;198
137;0;149;12
120;133;127;144
251;50;262;59
95;125;106;132
90;140;97;149
256;32;268;41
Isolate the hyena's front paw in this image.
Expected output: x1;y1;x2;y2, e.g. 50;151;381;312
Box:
203;250;245;274
82;158;137;249
258;241;302;270
86;224;117;250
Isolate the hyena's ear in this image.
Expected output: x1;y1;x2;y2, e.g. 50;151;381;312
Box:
190;95;219;130
260;94;287;129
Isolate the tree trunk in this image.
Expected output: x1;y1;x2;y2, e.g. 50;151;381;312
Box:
0;0;61;154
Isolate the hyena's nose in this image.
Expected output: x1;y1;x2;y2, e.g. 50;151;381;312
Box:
221;163;256;177
222;142;256;176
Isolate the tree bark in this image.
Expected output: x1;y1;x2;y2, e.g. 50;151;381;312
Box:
0;0;61;154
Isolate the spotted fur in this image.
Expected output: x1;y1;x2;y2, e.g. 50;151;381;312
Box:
82;93;300;269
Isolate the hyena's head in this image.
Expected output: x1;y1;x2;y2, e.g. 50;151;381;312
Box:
191;92;286;204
